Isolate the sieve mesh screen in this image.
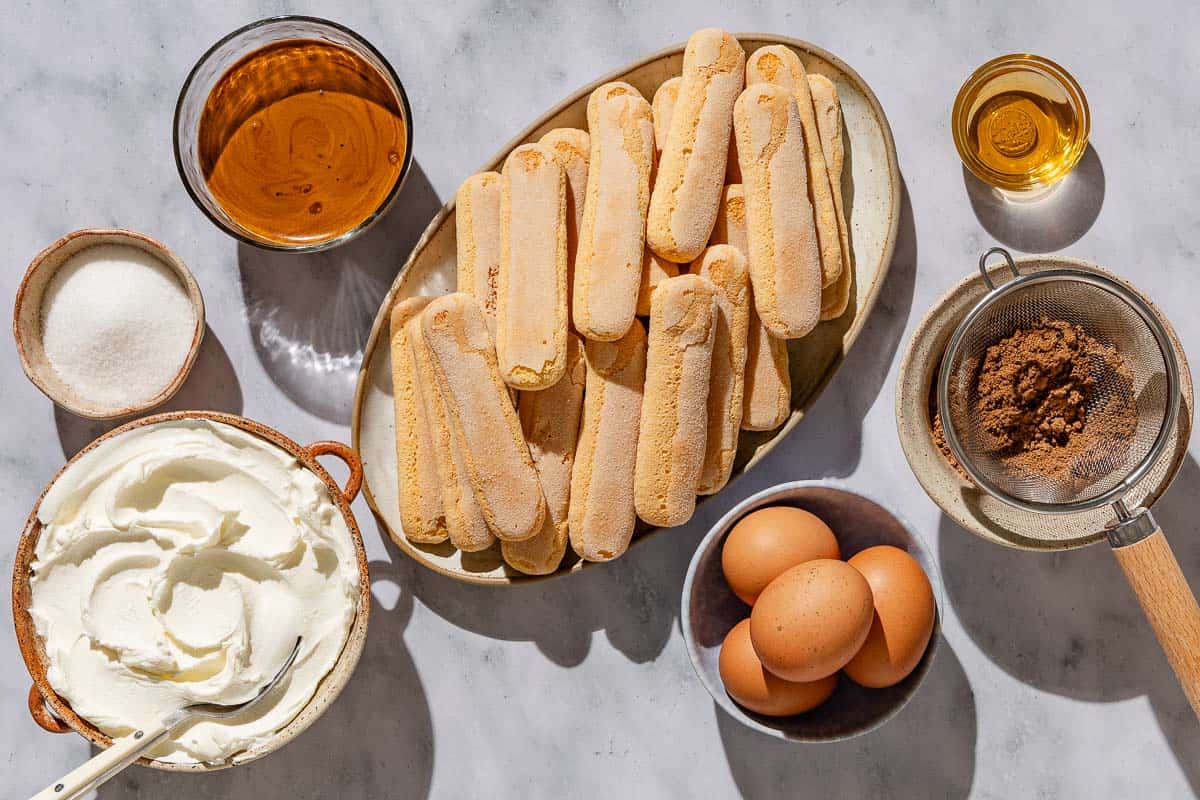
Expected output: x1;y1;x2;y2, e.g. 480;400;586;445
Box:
943;275;1172;510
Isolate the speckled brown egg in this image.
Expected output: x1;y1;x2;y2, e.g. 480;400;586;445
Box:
749;559;874;682
843;545;936;688
721;506;840;606
718;619;838;716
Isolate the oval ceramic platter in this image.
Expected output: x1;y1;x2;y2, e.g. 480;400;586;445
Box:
352;34;901;584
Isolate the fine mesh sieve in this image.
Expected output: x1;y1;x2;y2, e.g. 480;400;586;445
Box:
938;247;1200;720
939;248;1180;516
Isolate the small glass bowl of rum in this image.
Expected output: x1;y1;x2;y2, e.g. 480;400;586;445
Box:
174;16;413;252
952;54;1089;195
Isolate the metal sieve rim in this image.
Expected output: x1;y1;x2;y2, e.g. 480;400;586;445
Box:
938;261;1181;515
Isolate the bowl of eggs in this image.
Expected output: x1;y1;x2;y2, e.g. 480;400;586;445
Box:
681;481;942;741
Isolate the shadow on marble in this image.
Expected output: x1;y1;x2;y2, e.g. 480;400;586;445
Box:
963;144;1105;254
716;636;976;799
237;160;441;425
53;324;243;458
392;506;703;667
939;453;1200;793
95;559;433;800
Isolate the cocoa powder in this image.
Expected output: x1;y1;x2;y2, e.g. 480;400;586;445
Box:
978;319;1137;483
930;390;970;482
932;319;1138;487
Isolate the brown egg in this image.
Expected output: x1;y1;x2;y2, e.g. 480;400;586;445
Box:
718;619;838;716
844;546;936;688
749;559;874;682
721;506;840;605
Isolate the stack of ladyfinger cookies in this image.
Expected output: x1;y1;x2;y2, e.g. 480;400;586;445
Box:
390;29;851;575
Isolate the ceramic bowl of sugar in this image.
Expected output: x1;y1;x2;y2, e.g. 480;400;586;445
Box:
13;228;205;419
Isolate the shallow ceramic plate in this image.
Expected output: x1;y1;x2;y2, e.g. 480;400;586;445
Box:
896;256;1194;550
682;481;942;741
352;35;901;584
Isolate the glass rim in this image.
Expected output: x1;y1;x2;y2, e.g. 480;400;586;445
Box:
951;52;1090;192
172;15;415;253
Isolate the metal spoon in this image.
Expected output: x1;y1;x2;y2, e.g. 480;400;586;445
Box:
32;638;302;800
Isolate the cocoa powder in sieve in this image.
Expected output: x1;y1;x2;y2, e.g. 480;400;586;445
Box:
930;394;970;481
975;319;1137;481
930;319;1139;486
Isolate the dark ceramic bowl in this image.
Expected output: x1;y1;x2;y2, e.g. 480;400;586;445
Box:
681;481;942;741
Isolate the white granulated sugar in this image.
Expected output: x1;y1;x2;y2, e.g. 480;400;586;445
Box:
40;244;196;409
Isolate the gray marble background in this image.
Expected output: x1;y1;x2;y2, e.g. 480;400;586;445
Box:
4;1;1200;797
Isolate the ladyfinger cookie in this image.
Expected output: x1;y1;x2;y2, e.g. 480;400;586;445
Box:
498;143;569;390
421;293;546;542
455;172;502;324
647;29;746;263
711;184;791;430
746;46;842;289
725;127;743;184
569;321;647;562
634;274;718;527
808;74;853;321
636;248;681;317
734;82;822;338
407;314;494;552
503;334;586;575
742;304;793;429
653;67;744;186
651;77;680;157
389;297;448;543
573;82;655;342
539;128;590;308
710;183;748;251
692;246;750;495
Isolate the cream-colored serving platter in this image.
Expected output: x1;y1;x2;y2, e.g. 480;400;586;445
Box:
352;34;901;585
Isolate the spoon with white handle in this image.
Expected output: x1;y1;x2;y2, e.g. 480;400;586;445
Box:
32;638;302;800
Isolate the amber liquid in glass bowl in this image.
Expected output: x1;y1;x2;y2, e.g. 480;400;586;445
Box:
196;39;406;247
953;54;1089;193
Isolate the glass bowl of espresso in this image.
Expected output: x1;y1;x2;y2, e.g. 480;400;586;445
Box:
174;16;413;252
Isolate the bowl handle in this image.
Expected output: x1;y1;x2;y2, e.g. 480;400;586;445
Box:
305;441;363;504
28;684;71;734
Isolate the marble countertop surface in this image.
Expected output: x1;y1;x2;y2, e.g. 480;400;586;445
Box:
5;1;1200;797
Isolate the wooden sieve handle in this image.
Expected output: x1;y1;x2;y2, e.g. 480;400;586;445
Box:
1112;527;1200;719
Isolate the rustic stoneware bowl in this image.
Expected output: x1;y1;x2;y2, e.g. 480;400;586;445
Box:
12;410;370;772
895;256;1193;550
13;228;206;419
681;481;942;741
353;34;902;584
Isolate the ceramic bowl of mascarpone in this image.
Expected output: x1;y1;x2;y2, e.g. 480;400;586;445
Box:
12;411;371;771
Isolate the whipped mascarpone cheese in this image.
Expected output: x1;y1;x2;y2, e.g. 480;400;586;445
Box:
29;419;360;764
